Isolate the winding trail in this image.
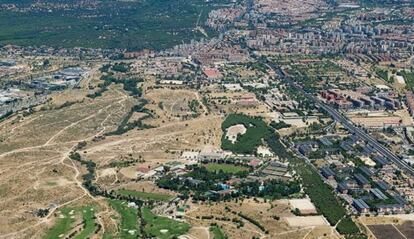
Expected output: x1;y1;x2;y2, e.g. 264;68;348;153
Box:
0;89;130;238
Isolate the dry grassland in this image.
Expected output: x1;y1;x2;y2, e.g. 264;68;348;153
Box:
0;72;227;238
184;198;339;239
0;82;132;238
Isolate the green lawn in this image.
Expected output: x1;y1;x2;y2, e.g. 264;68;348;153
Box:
45;208;76;239
210;225;226;239
117;189;174;201
45;206;97;239
204;163;249;174
375;68;390;83
400;70;414;90
142;207;190;239
108;199;140;239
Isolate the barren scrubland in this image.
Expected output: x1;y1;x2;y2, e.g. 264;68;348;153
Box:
0;83;133;238
0;69;225;238
184;198;340;239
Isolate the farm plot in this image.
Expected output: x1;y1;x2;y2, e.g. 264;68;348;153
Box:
368;224;405;239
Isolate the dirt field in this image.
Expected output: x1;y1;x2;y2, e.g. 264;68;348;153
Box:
288;199;317;214
395;221;414;239
359;215;414;239
145;88;207;125
0;80;132;238
225;124;246;143
184;198;339;239
285;216;328;227
367;224;406;239
203;90;272;120
113;181;177;196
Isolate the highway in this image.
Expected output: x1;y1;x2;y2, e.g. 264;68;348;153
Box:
265;61;414;176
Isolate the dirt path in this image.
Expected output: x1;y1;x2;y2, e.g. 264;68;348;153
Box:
0;91;130;238
184;214;265;238
44;96;126;146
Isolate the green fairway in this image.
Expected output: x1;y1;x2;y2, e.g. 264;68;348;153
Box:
74;206;97;239
210;225;227;239
45;208;76;239
204;163;249;174
142;207;190;239
117;189;174;201
45;206;97;239
108;199;140;239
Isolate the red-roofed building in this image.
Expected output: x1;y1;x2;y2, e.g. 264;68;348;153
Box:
248;159;262;168
203;67;221;80
136;165;151;173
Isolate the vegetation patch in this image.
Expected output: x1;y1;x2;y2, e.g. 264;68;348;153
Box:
141;207;190;239
105;100;154;136
270;121;291;130
74;206;98;239
221;114;270;154
108;199;140;239
188;99;201;116
336;217;360;236
399;70;414;90
210;225;227;239
117;189;173;201
375;68;390;83
45;208;76;239
265;133;290;159
238;179;300;200
294;159;345;225
238;212;267;233
204;163;249;174
0;0;228;50
45;206;97;239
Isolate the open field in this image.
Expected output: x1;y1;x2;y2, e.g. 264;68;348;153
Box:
74;206;97;239
44;205;97;239
145;88;206;123
359;216;414;239
142;207;190;239
81;112;223;170
0;65;226;238
204;163;249;174
210;225;227;239
203;90;270;119
367;224;405;239
117;189;174;201
111;181;178;198
44;207;77;239
285;216;328;227
184;198;339;239
0;85;127;237
395;221;414;239
108;199;140;239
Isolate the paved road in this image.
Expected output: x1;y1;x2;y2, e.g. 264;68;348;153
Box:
265;61;414;176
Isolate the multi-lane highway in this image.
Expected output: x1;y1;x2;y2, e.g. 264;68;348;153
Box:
265;61;414;176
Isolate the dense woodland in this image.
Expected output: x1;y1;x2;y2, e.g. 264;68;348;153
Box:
0;0;227;50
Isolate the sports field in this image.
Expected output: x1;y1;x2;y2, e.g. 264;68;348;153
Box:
204;163;249;174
